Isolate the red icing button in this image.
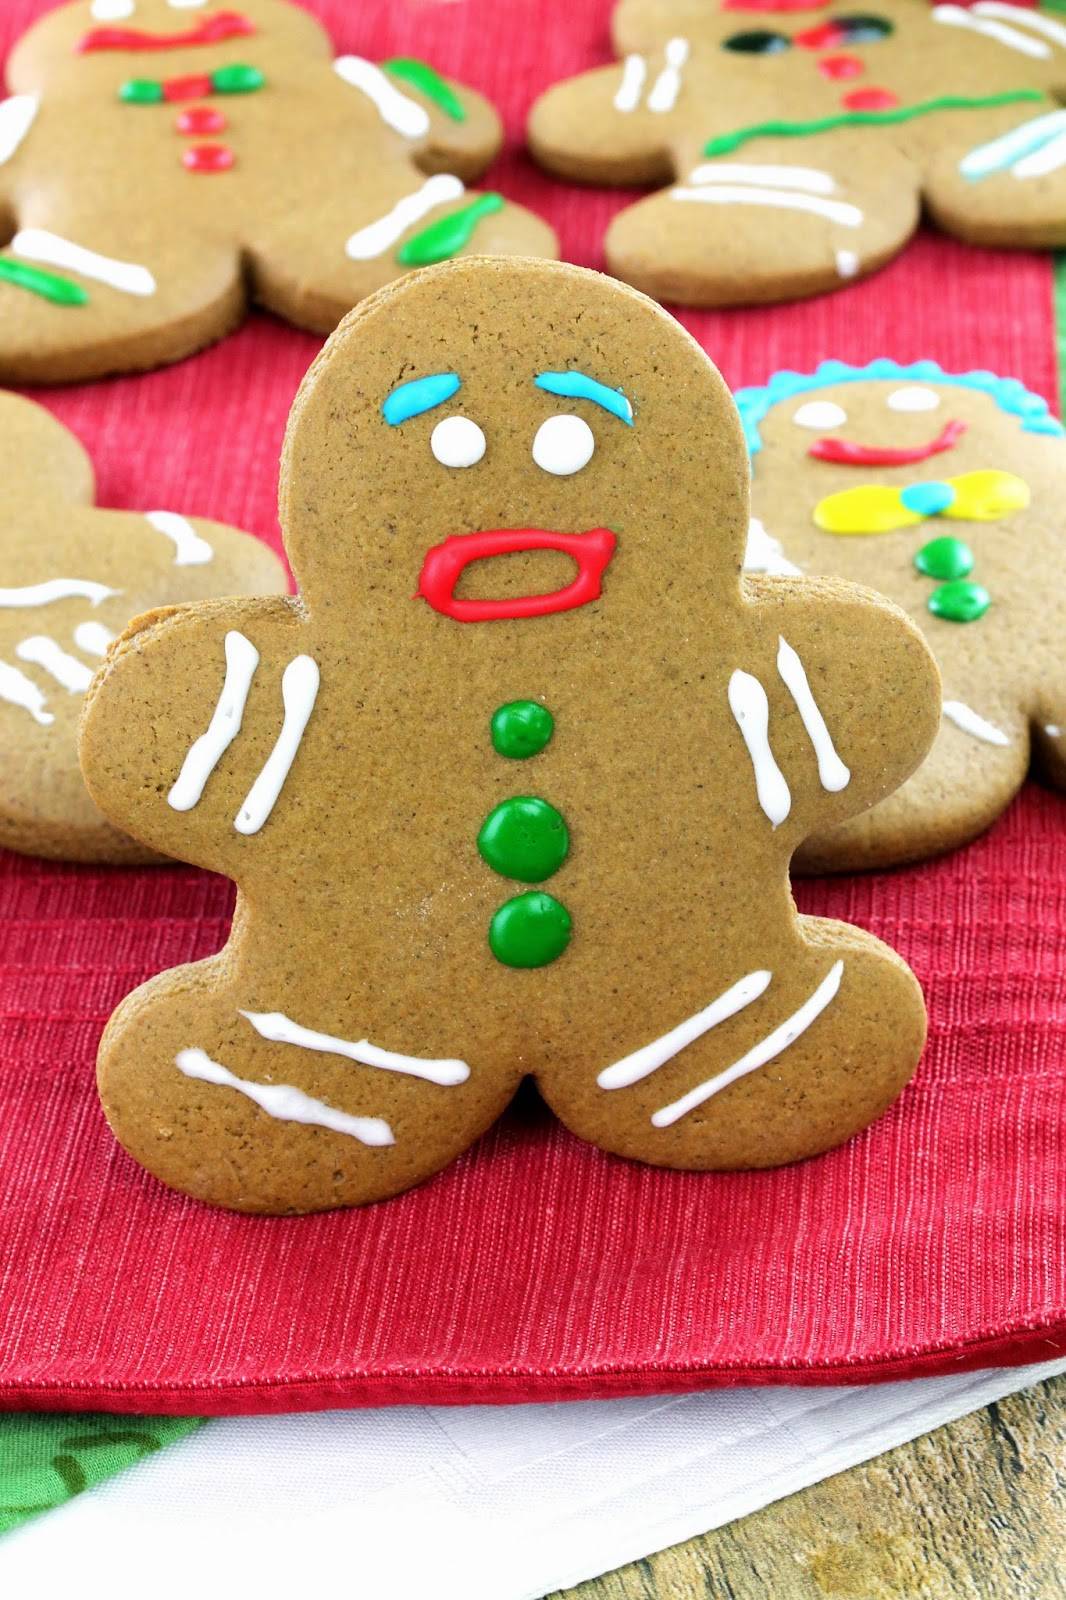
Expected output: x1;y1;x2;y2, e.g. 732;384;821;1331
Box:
818;53;864;79
417;528;617;623
176;106;227;135
164;73;213;103
182;143;235;174
843;86;900;110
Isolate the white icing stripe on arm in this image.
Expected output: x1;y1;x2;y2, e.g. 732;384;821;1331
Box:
175;1048;395;1147
333;56;430;137
614;55;646;112
1014;128;1066;178
647;37;688;113
168;630;259;811
0;96;38;166
11;231;156;297
146;510;214;565
776;636;850;793
598;970;772;1090
73;621;114;657
688;163;836;193
0;579;118;608
974;0;1066;47
234;655;319;835
651;960;844;1128
728;669;791;826
16;636;93;692
346;174;464;260
0;660;53;725
932;4;1050;57
744;516;802;577
671;186;862;226
240;1010;470;1086
960;111;1066;178
942;700;1010;746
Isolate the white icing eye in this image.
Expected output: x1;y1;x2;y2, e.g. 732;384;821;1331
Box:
792;400;847;430
532;414;595;476
168;0;209;9
91;0;135;18
430;415;486;469
887;385;941;413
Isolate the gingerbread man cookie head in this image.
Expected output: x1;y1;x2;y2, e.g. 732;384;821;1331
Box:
280;255;752;620
741;360;1066;868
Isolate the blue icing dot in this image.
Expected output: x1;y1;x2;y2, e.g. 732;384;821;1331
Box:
901;481;955;516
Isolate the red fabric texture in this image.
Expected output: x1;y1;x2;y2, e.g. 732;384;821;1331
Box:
1;0;1064;1416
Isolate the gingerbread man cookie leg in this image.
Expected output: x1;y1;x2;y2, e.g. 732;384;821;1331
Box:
81;259;939;1211
922;103;1066;248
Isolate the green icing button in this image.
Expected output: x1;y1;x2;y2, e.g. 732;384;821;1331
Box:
383;57;465;121
927;579;991;623
120;78;164;104
491;700;554;760
212;63;266;94
489;892;572;968
398;193;504;266
478;796;568;883
914;535;974;581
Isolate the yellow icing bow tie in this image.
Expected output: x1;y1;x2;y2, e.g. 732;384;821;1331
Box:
814;470;1030;535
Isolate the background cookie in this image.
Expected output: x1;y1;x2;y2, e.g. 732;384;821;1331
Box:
0;0;558;382
741;358;1066;869
528;0;1066;306
80;258;940;1213
0;389;286;861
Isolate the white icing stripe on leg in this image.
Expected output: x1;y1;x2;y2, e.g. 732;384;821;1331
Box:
0;96;38;166
776;637;850;793
932;4;1050;57
0;579;118;608
598;970;772;1091
333;56;430;138
835;249;859;279
728;669;791;827
973;1;1066;47
73;621;114;657
146;510;214;566
942;700;1010;746
744;517;802;577
15;636;93;692
614;55;646;112
240;1010;470;1086
11;230;156;297
346;174;465;261
0;660;53;725
651;960;844;1128
670;186;862;227
175;1048;395;1147
687;163;836;194
168;630;259;811
1014;129;1066;178
960;111;1066;178
647;37;688;113
234;655;319;835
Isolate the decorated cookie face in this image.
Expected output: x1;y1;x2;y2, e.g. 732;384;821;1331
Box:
0;0;557;382
80;260;940;1213
741;359;1066;869
528;0;1066;306
0;390;286;861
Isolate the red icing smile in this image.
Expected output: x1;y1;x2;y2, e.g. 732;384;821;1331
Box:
77;10;255;54
417;528;617;623
809;419;967;466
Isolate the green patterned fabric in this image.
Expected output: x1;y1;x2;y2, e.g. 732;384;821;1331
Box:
0;1412;203;1536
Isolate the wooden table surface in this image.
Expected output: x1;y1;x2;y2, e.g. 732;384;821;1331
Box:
551;1373;1066;1600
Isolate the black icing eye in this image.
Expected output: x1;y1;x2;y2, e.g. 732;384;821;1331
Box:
722;29;792;53
831;14;893;43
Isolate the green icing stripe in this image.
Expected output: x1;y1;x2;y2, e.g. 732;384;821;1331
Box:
0;258;88;306
398;192;504;266
1056;253;1066;424
704;90;1044;157
383;57;465;122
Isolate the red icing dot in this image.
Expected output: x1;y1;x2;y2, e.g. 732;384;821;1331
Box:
818;53;864;79
176;106;227;135
794;21;841;48
182;143;235;173
842;86;900;110
164;73;213;103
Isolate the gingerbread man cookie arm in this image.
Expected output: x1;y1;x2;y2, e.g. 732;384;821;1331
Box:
921;99;1066;249
79;595;312;874
736;577;942;842
528;60;685;185
332;55;506;183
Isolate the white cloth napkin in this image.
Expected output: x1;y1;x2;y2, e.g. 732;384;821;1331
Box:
4;1360;1063;1598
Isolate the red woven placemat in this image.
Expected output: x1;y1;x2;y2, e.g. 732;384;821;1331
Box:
1;0;1063;1415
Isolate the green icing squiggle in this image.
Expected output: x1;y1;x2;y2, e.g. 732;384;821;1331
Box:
703;90;1044;157
383;57;466;122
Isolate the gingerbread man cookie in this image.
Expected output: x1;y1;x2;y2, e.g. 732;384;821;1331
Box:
529;0;1066;306
0;390;286;862
0;0;557;382
80;259;940;1213
740;359;1066;870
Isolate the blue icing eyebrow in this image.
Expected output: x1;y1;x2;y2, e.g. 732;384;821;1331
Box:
535;371;634;425
383;372;461;426
733;359;1065;456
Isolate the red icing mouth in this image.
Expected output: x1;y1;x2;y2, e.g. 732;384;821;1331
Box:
842;86;900;110
417;528;617;623
809;419;967;466
77;10;254;54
